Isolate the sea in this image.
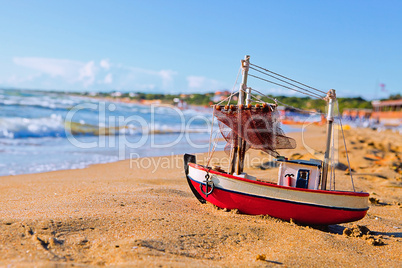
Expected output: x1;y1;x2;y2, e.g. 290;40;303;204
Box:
0;89;220;176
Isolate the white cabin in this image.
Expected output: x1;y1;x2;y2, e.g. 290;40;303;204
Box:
277;159;322;190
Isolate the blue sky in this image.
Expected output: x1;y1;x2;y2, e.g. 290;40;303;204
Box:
0;0;400;99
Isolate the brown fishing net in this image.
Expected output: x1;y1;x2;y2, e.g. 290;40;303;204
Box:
215;105;296;157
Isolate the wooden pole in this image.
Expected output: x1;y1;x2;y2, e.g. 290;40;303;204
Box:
236;55;250;175
238;82;251;174
229;144;237;175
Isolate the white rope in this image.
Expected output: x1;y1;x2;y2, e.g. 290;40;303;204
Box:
329;126;333;190
214;86;324;117
227;66;242;105
249;73;325;100
336;104;355;191
330;123;335;190
248;87;324;115
239;88;277;106
206;133;219;168
249;66;326;99
214;93;236;106
249;63;327;95
206;109;217;167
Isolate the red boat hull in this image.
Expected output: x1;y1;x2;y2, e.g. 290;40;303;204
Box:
188;178;368;225
184;155;369;225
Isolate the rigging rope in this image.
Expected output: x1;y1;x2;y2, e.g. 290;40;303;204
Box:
249;74;324;100
247;87;325;115
336;104;355;191
207;109;218;167
330;122;336;190
228;66;242;105
213;87;324;117
249;66;326;99
239;87;277;106
249;63;327;95
215;93;236;106
206;108;216;167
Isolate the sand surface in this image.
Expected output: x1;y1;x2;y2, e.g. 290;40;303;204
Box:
0;126;401;267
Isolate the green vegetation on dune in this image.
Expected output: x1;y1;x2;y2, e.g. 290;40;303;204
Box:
182;93;215;106
261;95;372;113
384;93;401;100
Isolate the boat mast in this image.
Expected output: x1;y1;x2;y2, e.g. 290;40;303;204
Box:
321;89;336;190
237;56;251;174
229;55;250;175
238;55;250;106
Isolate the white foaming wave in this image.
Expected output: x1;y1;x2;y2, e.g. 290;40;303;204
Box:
0;95;77;110
2;155;121;176
0;114;65;138
0;114;211;139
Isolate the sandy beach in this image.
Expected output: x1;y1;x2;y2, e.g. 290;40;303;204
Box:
0;126;401;267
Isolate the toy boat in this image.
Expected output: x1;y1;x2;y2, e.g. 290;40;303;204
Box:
184;55;369;225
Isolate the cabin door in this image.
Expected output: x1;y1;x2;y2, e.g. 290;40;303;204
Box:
296;169;310;189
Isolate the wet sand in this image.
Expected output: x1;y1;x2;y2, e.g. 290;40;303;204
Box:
0;125;401;267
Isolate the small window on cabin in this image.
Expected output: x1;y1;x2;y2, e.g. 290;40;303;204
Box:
299;170;308;180
296;169;310;189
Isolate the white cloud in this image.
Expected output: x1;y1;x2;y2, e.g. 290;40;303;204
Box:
100;59;110;70
118;65;177;90
187;75;222;91
13;57;82;78
104;73;113;84
78;61;96;87
13;57;97;88
7;73;42;84
187;76;205;89
158;70;177;88
8;57;181;91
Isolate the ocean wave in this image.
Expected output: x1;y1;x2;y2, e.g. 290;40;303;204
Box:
0;115;210;139
0;115;65;138
0;94;84;111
